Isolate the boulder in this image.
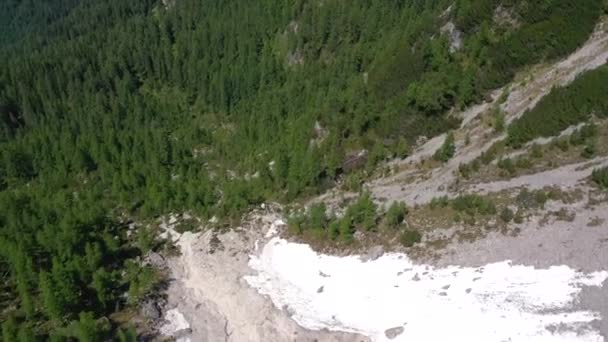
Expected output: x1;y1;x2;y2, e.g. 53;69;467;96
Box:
141;300;161;320
384;326;405;339
144;251;166;268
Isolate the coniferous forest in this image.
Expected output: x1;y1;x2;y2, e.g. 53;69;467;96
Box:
0;0;605;339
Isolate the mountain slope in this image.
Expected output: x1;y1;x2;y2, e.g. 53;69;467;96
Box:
0;0;607;339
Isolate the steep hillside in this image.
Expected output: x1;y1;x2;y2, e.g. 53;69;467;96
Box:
157;17;608;342
1;0;607;340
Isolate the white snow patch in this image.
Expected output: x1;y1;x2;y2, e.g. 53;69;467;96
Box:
160;308;191;341
245;237;608;342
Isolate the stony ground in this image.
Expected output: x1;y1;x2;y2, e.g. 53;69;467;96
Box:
158;210;369;342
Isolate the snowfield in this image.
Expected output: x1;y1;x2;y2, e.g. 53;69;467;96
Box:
245;232;608;342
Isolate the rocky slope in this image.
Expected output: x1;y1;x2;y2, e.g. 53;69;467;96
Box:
155;18;608;342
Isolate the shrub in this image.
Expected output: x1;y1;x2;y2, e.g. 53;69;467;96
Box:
554;139;569;152
328;221;340;240
308;203;328;230
459;163;471;179
393;137;410;159
385;201;407;229
346;192;377;231
516;188;547;209
479;141;504;165
429;196;449;210
531;144;543;158
433;132;456;163
366;144;387;172
493;110;505;132
344;172;363;192
513;211;524;224
137;228;157;254
451;194;496;216
125;262;158;304
581;142;597;159
338;217;355;242
497;158;516;176
570;123;597;146
592;167;608;189
287;214;306;235
515;157;532;169
175;218;198;233
463;214;476;226
499;207;514;223
580;123;598;139
400;230;422;247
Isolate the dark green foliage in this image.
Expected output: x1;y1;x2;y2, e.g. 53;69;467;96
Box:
493;110;505;132
479;142;505;165
366;144;388;172
63;312;110;342
480;0;603;88
328;221;341;241
309;203;328;231
393;138;411;160
531;144;543;159
582;142;598;159
458;163;472;179
385;201;408;229
553;138;570;152
344;172;364;192
453;213;462;223
499;207;514;223
117;327;137;342
516;189;548;209
125;263;158;305
137;228;157;255
433;132;456;163
451;194;497;216
570;123;598;146
289;193;377;239
2;316;18;342
515;157;532;170
346;193;377;232
287;203;329;234
508;66;608;147
175;219;199;234
0;0;603;337
497;158;516;176
287;213;306;235
592;167;608;189
400;230;422;247
454;0;497;33
430;196;450;210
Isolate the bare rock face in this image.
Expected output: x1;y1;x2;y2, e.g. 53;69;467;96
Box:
384;326;405;339
440;21;463;53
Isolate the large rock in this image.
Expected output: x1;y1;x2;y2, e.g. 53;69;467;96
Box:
384;326;405;339
144;251;166;268
141;300;161;320
342;149;368;173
